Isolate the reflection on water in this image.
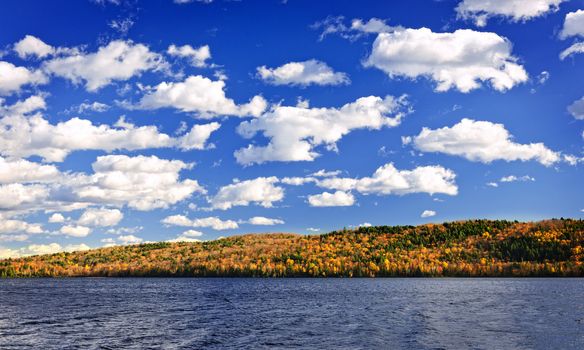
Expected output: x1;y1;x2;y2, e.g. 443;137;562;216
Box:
0;278;582;349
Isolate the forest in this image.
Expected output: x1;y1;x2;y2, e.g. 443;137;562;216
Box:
1;219;583;277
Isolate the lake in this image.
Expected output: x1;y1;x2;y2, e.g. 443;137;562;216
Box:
0;278;583;349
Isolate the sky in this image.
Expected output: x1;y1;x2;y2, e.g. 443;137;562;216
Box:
0;0;583;258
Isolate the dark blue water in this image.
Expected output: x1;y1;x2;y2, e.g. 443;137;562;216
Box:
0;278;583;349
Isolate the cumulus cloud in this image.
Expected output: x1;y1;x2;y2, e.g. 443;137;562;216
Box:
560;10;584;39
77;208;123;227
44;40;166;91
234;95;408;165
0;61;47;95
246;216;285;225
117;234;143;245
316;163;458;196
364;28;528;93
568;96;584;120
181;229;203;237
167;229;203;242
559;10;584;59
403;118;561;166
308;191;355;207
162;215;238;230
208;177;284;210
48;213;65;223
0;97;219;162
60;225;91;237
0;218;43;234
257;60;349;86
175;122;221;150
14;35;55;59
0;183;49;210
74;155;205;211
0;243;90;259
167;44;211;67
0;154;205;218
0;156;60;184
456;0;564;27
421;210;436;218
134;75;267;118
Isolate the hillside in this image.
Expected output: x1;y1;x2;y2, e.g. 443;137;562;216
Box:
1;219;583;277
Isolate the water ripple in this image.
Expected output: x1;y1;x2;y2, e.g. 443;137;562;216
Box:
0;278;583;349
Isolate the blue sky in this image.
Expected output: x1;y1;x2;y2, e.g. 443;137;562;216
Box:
0;0;583;257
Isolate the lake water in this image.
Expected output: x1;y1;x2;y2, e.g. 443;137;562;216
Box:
0;278;583;349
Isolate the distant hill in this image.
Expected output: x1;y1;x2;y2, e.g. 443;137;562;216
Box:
1;219;583;277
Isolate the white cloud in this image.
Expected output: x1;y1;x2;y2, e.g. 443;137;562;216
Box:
208;177;284;210
44;40;166;91
560;10;584;39
0;156;60;184
0;61;47;95
280;177;316;186
404;118;561;166
182;229;203;237
60;225;91;237
311;16;396;41
48;213;65;223
106;226;143;235
246;216;284;225
364;28;528;93
167;44;211;67
0;218;43;234
537;71;550;85
0;242;91;259
559;10;584;59
310;169;342;177
257;60;349;86
0;154;204;217
0;234;29;242
135;75;267;118
421;210;436;218
317;163;458;196
568;96;584;120
0;183;49;210
109;17;135;36
66;101;110;114
1;94;47;115
74;155;205;211
0;98;219;161
456;0;564;27
176;122;221;150
167;229;203;242
359;222;372;227
350;18;395;34
500;175;535;183
117;234;143;245
14;35;55;59
78;208;123;227
560;42;584;60
235;95;408;165
308;191;355;207
306;227;320;232
162;215;238;230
